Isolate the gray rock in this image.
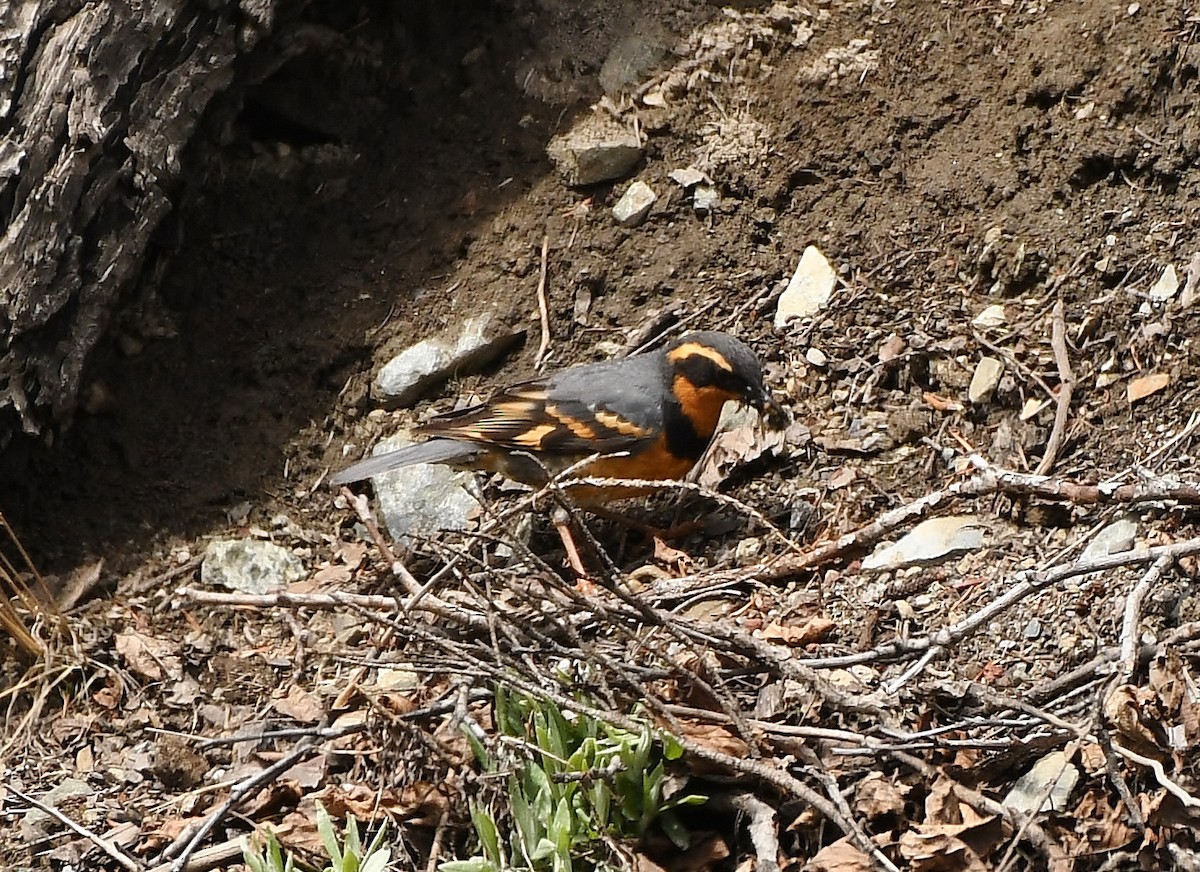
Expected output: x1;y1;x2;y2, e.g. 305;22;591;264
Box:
1002;751;1079;814
547;114;643;186
599;28;669;95
369;434;481;546
21;778;92;840
373;313;524;408
201;538;306;594
1081;516;1137;561
775;245;837;327
612;180;656;227
862;515;985;570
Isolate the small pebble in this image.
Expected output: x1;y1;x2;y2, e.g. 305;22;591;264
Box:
735;537;762;563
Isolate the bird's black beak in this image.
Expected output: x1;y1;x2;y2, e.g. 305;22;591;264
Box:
752;388;787;429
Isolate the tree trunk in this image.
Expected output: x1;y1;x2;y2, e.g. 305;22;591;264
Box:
0;0;303;448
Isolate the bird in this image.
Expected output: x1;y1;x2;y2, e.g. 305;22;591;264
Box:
331;330;781;572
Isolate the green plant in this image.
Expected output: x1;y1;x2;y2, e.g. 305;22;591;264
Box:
242;827;295;872
317;802;392;872
241;803;390;872
444;685;706;872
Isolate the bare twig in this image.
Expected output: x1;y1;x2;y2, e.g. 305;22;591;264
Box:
969;460;1200;505
1112;742;1200;808
341;488;420;596
5;784;141;871
1118;554;1173;682
177;585;488;633
755;459;1200;582
163;741;317;871
425;808;451;872
144;839;244;872
995;740;1082;872
127;554;204;597
709;792;780;872
534;235;551;369
1035;299;1075;475
792;537;1200;673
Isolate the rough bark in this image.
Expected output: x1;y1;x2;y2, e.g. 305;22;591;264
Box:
0;0;300;446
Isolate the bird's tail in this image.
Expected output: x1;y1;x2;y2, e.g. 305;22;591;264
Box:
329;438;481;485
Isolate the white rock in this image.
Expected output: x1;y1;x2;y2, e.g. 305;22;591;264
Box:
1180;252;1200;309
805;347;828;367
374;314;523;407
972;304;1007;328
668;167;710;188
1148;264;1179;302
369;434;481;547
1002;751;1079;814
547;114;643;186
612;181;656;227
774;246;838;328
202;539;306;594
1020;397;1050;420
692;184;720;212
968;357;1004;403
862;516;985;571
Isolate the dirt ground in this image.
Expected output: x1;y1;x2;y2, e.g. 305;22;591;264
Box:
5;0;1200;869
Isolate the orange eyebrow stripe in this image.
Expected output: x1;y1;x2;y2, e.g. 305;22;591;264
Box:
666;342;733;371
592;408;648;437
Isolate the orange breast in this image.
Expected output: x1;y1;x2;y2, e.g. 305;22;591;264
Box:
562;435;699;505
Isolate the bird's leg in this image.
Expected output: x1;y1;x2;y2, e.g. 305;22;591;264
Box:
551;505;589;577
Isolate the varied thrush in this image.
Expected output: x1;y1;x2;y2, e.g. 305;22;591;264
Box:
332;330;780;569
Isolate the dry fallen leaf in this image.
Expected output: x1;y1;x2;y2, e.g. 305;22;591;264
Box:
653;537;692;567
1127;372;1170;403
1104;684;1163;755
806;836;876;872
898;828;988;872
281;754;328;790
760;616;835;646
310;564;353;587
695;406;784;488
314;781;449;826
675;722;751;759
1073;788;1138;852
854;772;910;820
272;685;324;724
115;630;182;682
663;833;730;872
828;466;856;489
92;673;123;710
